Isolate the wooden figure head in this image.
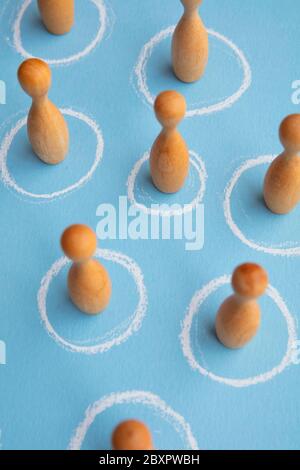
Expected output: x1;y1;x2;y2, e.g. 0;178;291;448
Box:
61;224;97;263
112;420;153;451
231;263;268;299
18;58;51;99
279;114;300;154
154;90;186;129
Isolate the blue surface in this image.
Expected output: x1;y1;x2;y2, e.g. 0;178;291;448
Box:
0;0;300;450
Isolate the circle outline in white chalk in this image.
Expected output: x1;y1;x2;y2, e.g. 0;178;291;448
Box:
68;390;198;450
134;26;252;118
224;155;300;256
180;275;297;388
0;108;104;201
12;0;107;66
37;249;148;354
127;150;207;216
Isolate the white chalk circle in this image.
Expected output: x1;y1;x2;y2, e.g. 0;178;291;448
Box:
127;150;207;216
180;275;297;388
134;26;251;117
37;249;148;354
0;108;104;202
224;155;300;256
13;0;107;66
68;390;198;450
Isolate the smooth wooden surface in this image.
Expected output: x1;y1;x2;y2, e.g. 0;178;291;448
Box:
264;114;300;215
61;224;97;262
68;259;112;315
216;263;268;349
172;0;209;83
38;0;74;35
61;224;112;315
112;420;153;451
150;90;189;193
18;58;69;165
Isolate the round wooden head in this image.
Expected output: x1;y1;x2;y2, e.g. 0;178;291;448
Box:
61;224;97;262
154;90;186;128
112;420;153;451
279;114;300;153
232;263;268;299
180;0;202;11
18;58;51;99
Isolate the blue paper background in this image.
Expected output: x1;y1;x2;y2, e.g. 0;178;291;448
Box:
0;0;299;450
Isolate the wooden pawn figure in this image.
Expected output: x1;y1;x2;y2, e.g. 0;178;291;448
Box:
38;0;74;35
18;58;69;165
263;114;300;214
216;263;268;349
61;224;112;315
172;0;209;83
112;420;153;451
150;90;189;193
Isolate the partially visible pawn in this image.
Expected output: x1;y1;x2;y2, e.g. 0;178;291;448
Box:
112;420;153;451
38;0;74;35
18;58;69;164
61;224;112;315
172;0;209;83
150;90;189;193
264;114;300;214
215;263;268;349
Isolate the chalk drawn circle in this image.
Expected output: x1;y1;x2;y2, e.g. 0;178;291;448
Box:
224;155;300;256
180;275;297;388
68;390;198;450
37;249;148;354
13;0;107;66
134;26;252;117
127;150;207;216
0;108;104;202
